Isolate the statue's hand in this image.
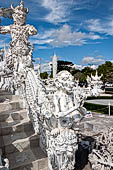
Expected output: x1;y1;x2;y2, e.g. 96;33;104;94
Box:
43;110;52;119
51;128;60;137
28;25;37;35
55;105;79;118
55;112;63;119
0;25;10;34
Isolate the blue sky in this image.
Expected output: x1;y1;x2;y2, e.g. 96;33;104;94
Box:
0;0;113;67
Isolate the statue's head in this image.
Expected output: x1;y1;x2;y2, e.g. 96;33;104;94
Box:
54;70;75;91
11;0;28;26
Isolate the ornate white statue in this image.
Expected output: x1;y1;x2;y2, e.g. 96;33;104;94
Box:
0;0;40;133
0;7;13;23
0;0;37;93
40;71;87;170
0;1;98;170
87;71;104;96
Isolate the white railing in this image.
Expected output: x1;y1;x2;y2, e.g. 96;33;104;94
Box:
0;75;12;92
25;69;41;133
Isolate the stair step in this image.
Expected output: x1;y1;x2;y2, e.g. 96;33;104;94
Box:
0;100;23;112
0;132;39;154
7;147;48;170
0;109;28;122
0;90;11;95
0;91;48;170
0;120;33;136
12;158;49;170
0;94;20;102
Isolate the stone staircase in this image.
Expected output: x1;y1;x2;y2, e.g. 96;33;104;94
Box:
0;90;49;170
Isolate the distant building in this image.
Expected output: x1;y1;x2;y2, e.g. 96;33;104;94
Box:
52;53;58;79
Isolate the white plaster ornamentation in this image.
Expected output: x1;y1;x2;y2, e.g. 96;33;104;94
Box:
0;1;102;170
0;7;89;166
87;71;104;96
0;1;40;132
41;71;87;170
0;0;37;94
52;53;58;79
89;128;113;170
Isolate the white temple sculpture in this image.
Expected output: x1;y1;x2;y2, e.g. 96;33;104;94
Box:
0;2;82;169
0;1;111;170
0;7;13;23
89;128;113;170
87;71;104;96
52;53;58;79
0;1;89;169
40;70;88;170
0;0;37;91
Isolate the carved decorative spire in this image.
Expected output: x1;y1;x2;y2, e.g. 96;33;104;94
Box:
11;0;28;14
20;0;24;9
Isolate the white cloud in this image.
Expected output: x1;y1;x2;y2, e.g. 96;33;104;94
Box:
31;24;101;47
41;0;101;24
49;24;86;46
86;19;105;33
86;19;113;35
37;46;48;49
87;32;101;40
109;60;113;63
31;39;53;45
41;62;52;73
34;63;40;71
96;55;105;58
90;65;98;69
0;40;9;49
82;56;105;65
0;35;11;49
34;62;52;73
41;0;73;24
73;64;84;70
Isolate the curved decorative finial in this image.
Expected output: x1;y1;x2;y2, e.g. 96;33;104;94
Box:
96;70;98;77
20;0;29;13
20;0;24;8
11;4;14;11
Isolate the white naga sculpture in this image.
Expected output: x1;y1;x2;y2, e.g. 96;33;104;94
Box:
87;71;104;96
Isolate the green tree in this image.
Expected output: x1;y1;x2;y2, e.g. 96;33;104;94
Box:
49;71;53;78
74;71;82;80
71;68;80;76
40;72;48;79
97;61;113;83
57;60;74;73
80;67;95;83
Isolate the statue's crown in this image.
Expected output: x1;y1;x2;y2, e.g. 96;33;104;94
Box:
11;0;28;15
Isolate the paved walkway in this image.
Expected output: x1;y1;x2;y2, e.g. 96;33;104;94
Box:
86;99;113;106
